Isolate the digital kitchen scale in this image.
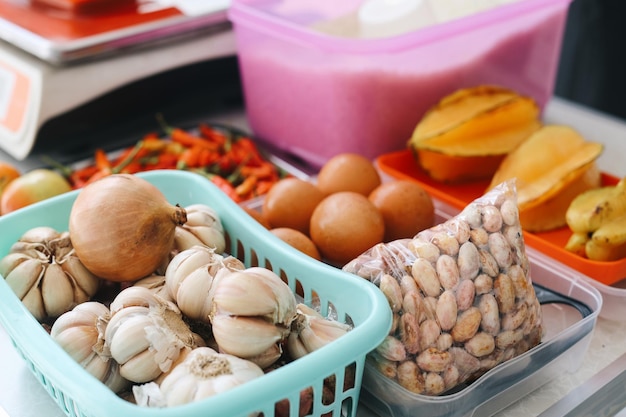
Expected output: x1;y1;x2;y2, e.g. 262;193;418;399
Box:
0;0;238;160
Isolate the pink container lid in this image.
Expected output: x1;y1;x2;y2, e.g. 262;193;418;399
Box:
228;0;573;54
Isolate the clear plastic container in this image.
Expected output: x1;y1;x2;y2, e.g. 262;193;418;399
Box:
228;0;572;168
0;170;392;417
360;207;603;417
376;148;626;321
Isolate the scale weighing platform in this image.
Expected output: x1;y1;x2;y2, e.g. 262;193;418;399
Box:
0;0;239;161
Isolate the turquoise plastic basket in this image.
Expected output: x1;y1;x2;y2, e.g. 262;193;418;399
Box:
0;170;392;417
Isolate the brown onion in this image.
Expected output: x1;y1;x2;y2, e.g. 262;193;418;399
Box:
69;174;187;282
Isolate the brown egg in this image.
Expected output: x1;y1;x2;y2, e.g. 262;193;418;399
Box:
369;180;435;242
262;177;325;234
310;191;385;266
316;153;381;196
271;227;322;260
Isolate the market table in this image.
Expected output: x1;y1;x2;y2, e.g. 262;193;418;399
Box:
1;97;626;417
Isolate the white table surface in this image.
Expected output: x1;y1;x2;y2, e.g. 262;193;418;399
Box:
2;97;626;417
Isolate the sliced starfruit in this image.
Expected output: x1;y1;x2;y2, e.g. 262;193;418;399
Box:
518;162;601;232
408;85;541;183
488;125;604;232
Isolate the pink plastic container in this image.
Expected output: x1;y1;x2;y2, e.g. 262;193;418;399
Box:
228;0;572;168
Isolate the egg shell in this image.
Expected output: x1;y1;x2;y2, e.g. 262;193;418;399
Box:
310;191;385;266
270;227;321;260
316;153;381;196
369;180;435;242
262;178;325;235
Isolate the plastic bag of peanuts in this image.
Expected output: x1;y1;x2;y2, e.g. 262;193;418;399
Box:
343;179;543;396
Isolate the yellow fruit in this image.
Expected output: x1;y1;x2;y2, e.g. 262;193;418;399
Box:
565;180;626;234
518;162;601;232
489;125;603;208
565;232;590;257
408;85;541;183
488;125;603;232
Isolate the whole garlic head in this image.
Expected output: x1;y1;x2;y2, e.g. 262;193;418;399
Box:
209;267;298;368
50;301;129;393
104;286;204;383
158;346;264;408
0;226;101;321
165;245;244;323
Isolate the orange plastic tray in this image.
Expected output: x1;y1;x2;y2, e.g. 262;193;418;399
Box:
376;149;626;286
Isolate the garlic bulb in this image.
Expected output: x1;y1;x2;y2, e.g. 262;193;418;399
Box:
132;274;173;303
174;204;226;254
0;226;101;320
104;286;204;383
158;347;264;408
210;267;297;368
287;304;352;360
165;245;244;323
50;301;129;393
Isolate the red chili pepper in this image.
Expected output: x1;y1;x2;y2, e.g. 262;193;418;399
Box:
83;169;112;185
199;123;229;147
94;148;112;171
119;161;143;174
198;147;220;167
240;161;277;180
177;146;203;169
235;175;257;198
155;152;179;169
170;128;220;151
210;174;241;202
254;179;275;196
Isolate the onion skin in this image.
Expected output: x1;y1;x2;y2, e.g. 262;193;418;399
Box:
69;174;187;282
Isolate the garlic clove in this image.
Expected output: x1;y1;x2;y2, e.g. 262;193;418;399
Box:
109;286;164;313
107;310;153;364
18;226;60;244
165;245;221;296
185;206;223;228
295;303;324;319
173;228;206;253
55;326;101;365
41;263;78;318
211;315;287;358
301;316;351;353
286;304;352;359
21;284;45;321
212;270;288;319
172;266;216;322
246;343;283;369
100;362;129;394
174;205;226;254
4;258;44;299
60;256;101;299
133;275;173;302
214;267;297;326
120;348;163;383
0;252;32;277
183;226;226;254
286;331;310;360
